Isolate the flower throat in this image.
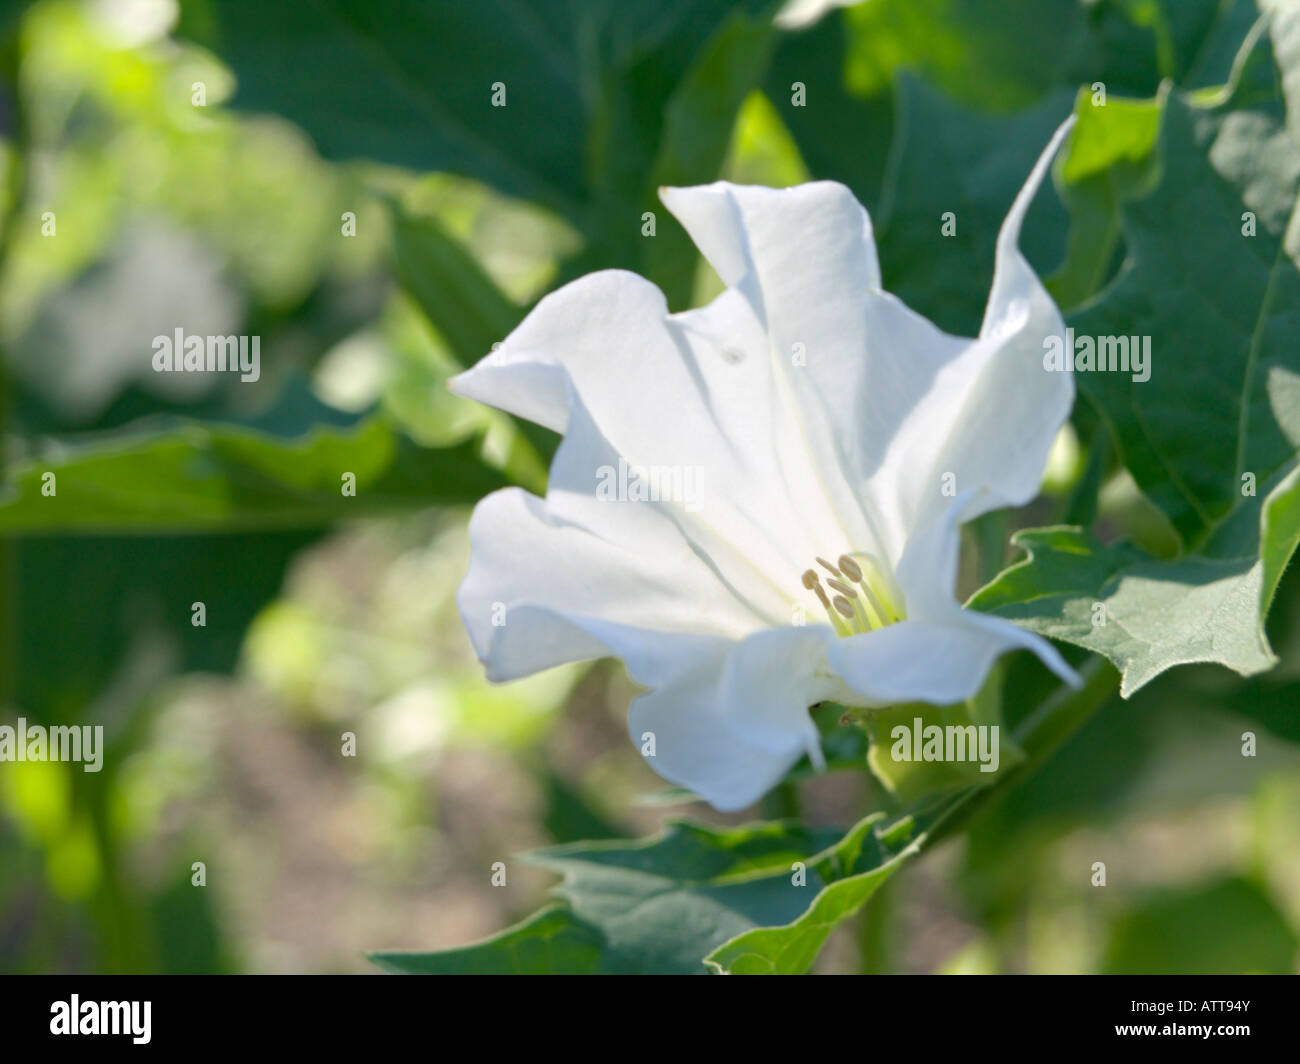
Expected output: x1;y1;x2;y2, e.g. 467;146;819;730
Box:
802;555;902;637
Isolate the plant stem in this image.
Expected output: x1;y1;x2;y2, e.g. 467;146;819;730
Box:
761;779;801;821
855;874;895;973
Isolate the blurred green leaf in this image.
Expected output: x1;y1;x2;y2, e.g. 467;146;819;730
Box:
843;0;1090;110
645;11;776;306
387;204;522;370
875;76;1073;335
540;770;624;845
203;0;587;217
1103;876;1297;973
761;13;892;210
14;531;318;711
0;415;504;534
205;0;776;232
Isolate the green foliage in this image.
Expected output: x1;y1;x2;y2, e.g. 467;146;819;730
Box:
970;525;1279;695
876;77;1073;334
1103;876;1297;974
370;810;949;975
4;0;1299;978
972;17;1300;698
0;414;503;533
373;907;609;975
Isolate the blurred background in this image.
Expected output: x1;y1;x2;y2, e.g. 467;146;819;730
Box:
0;0;1296;974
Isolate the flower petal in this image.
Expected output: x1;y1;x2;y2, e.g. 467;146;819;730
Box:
826;609;1076;707
823;492;1078;704
458;397;795;683
661;181;900;561
450;266;875;604
860;117;1078;559
629;625;836;811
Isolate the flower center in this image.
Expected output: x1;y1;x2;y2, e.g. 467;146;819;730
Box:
801;554;903;637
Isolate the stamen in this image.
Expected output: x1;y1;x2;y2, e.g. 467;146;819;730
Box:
802;553;905;637
837;555;863;582
816;557;842;578
841;552;897;627
803;569;831;608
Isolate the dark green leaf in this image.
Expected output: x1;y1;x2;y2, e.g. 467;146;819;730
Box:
0;415;504;534
371;907;609;975
387;204;523;369
876;76;1074;335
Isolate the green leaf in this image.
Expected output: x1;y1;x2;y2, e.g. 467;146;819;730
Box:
0;415;504;534
204;0;775;231
977;20;1300;696
1163;0;1270;90
387;203;523;369
1102;876;1298;974
970;525;1280;696
371;907;609;975
202;0;588;218
373;813;939;975
1047;90;1162;310
702;806;955;975
875;76;1074;335
16;530;319;709
1071;70;1300;550
762;12;894;212
530;818;845;974
644;12;776;306
842;0;1091;111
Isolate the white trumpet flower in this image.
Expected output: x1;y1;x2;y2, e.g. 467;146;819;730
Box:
450;118;1079;811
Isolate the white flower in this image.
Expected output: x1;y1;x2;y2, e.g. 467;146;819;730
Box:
450;118;1079;811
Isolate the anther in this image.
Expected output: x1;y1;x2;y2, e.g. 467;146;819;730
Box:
803;568;833;611
832;596;855;619
826;577;858;599
816;557;842;578
837;555;863;582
